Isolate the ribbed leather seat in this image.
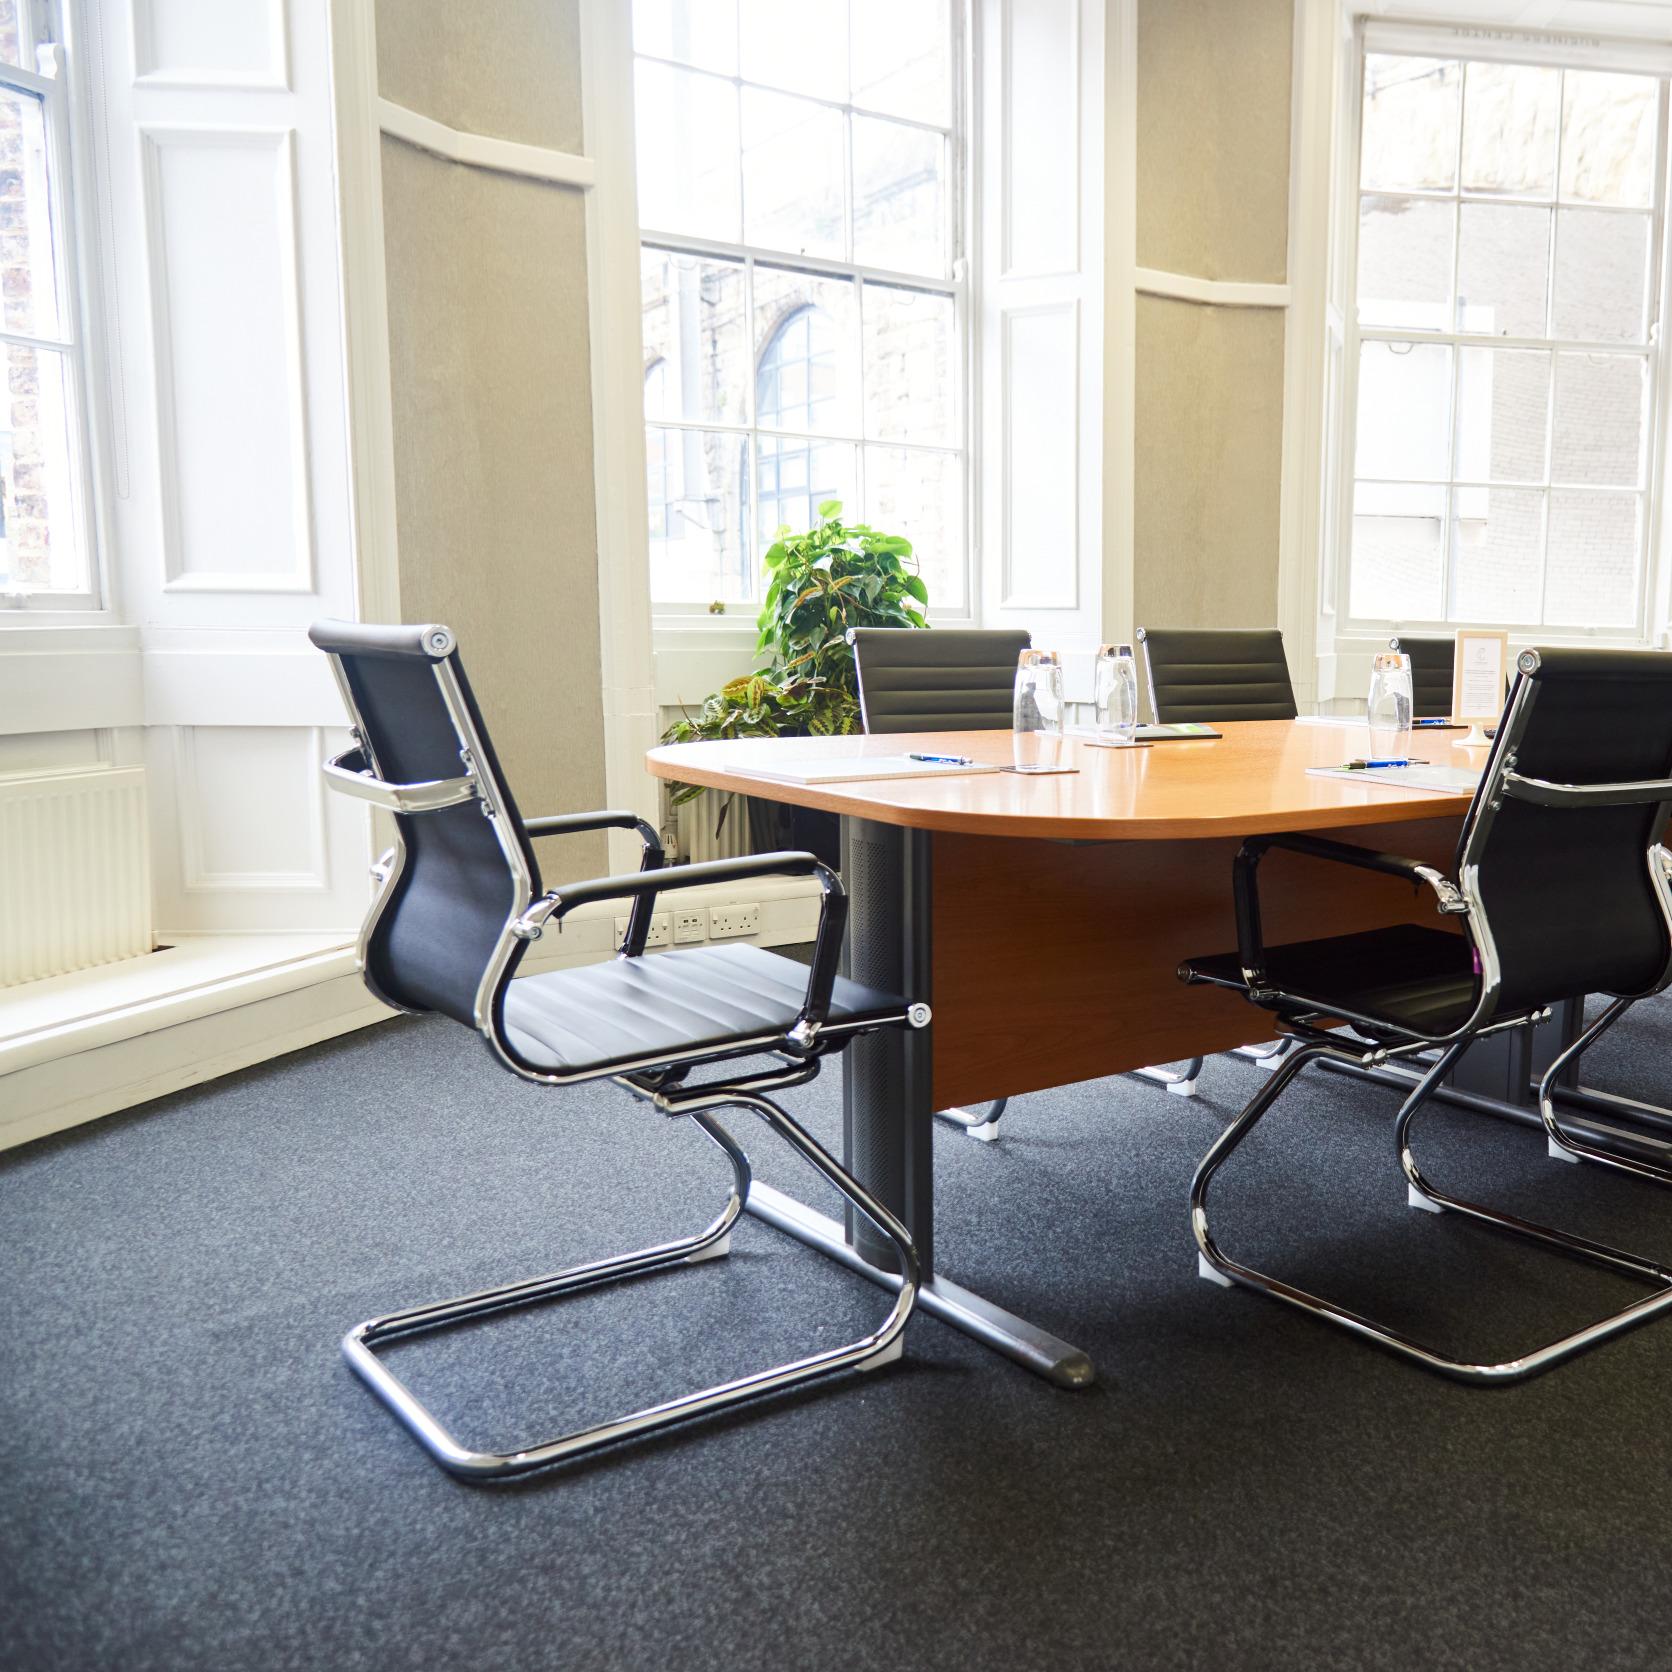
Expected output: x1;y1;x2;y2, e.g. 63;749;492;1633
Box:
849;627;1031;733
1389;635;1456;719
1137;628;1298;723
503;942;907;1075
1184;923;1484;1036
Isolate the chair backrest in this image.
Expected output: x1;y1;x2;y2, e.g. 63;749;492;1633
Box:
848;627;1031;733
309;620;535;1029
1463;647;1672;1015
1135;627;1298;723
1388;634;1457;719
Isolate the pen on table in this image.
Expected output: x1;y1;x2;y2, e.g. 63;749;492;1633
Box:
906;751;975;765
1343;758;1429;770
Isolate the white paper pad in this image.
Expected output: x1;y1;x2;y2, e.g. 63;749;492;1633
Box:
732;755;1003;786
1306;764;1481;795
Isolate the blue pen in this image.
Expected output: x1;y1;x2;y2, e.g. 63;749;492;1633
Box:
1345;757;1426;769
906;751;974;765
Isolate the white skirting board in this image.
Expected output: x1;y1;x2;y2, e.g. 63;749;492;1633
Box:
0;882;821;1154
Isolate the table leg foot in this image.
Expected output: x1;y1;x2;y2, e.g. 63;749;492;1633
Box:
745;1181;1095;1389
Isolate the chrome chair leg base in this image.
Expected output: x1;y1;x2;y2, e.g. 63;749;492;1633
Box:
935;1098;1009;1141
1134;1058;1203;1098
343;1099;920;1481
1236;1039;1296;1071
1541;998;1672;1186
1192;1038;1672;1384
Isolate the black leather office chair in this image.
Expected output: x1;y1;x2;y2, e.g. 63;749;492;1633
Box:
1136;627;1299;724
1387;634;1455;718
849;625;1032;733
1181;646;1672;1381
310;620;922;1480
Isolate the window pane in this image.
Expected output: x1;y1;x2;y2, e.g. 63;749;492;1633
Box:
1356;341;1451;480
738;0;847;101
1350;481;1445;620
755;436;855;542
0;87;63;340
853;116;946;277
1454;348;1548;484
633;0;738;74
864;445;964;611
1357;195;1452;329
862;283;954;445
1560;70;1658;207
1460;61;1559;196
1361;56;1461;191
754;265;859;435
1551;208;1650;344
646;426;752;603
0;8;20;67
851;0;950;124
741;89;844;259
1450;486;1543;623
1545;490;1640;627
0;346;83;592
635;61;740;240
1551;352;1646;487
640;249;749;426
1456;204;1548;338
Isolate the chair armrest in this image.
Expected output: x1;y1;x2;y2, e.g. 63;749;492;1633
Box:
524;810;665;952
1233;832;1467;996
515;851;849;1043
322;746;479;814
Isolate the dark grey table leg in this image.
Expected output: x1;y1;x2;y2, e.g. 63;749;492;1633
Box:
742;815;1094;1388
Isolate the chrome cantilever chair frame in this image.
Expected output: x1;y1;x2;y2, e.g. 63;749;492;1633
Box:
317;627;923;1480
1185;648;1672;1383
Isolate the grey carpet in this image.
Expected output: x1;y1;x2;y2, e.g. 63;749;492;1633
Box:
7;992;1672;1671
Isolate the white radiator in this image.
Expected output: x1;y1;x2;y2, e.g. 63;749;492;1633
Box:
0;767;153;987
673;787;753;864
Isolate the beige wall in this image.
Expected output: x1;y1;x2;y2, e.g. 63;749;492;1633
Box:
1133;296;1285;629
375;0;607;877
1130;0;1294;638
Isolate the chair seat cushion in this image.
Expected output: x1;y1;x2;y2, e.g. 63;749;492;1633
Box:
1183;923;1481;1036
501;941;907;1076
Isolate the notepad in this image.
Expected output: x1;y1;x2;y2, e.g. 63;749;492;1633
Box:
733;755;1003;786
1306;764;1481;795
1069;722;1220;743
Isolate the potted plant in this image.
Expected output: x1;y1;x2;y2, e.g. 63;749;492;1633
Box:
662;500;930;862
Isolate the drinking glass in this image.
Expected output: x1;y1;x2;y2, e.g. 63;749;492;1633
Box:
1368;650;1414;760
1093;643;1140;744
1013;649;1063;736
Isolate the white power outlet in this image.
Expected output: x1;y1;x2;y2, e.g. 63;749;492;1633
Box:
708;902;759;939
615;912;672;950
672;906;707;944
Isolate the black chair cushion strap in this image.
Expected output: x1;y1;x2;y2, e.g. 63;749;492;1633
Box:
1137;628;1298;724
850;627;1032;733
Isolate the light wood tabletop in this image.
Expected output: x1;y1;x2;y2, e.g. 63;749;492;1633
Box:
646;719;1483;841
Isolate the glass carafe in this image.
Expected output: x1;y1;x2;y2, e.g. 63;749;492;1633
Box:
1368;650;1414;761
1093;643;1140;744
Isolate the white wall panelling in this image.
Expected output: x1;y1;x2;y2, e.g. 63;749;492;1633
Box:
174;725;327;893
1001;0;1079;279
979;0;1105;651
139;125;314;595
132;0;292;92
1001;302;1080;609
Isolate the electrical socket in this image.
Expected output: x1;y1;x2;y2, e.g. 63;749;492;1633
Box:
708;903;759;939
615;912;671;950
672;906;707;944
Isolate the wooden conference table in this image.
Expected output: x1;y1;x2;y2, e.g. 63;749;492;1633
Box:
646;720;1481;1388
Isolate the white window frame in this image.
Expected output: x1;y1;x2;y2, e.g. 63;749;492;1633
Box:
0;0;106;620
635;2;977;631
1326;17;1672;655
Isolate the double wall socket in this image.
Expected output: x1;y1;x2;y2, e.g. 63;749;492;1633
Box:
613;912;670;950
611;902;762;950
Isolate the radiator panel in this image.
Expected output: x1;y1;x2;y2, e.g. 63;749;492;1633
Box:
0;768;153;987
